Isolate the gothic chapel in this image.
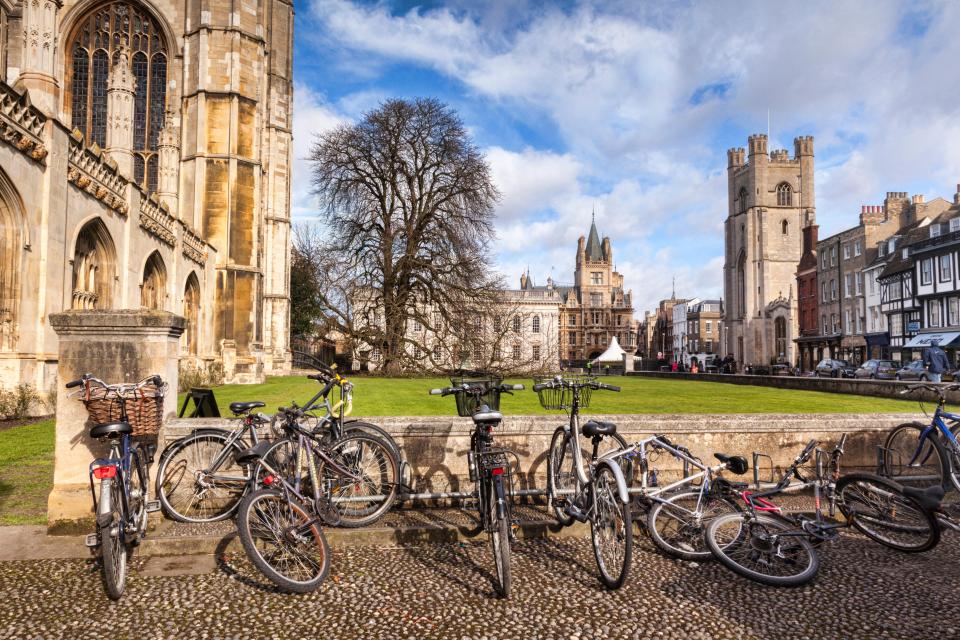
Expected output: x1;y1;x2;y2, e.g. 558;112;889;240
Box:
0;0;294;397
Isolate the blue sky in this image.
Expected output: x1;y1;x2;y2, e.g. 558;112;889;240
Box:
291;0;960;312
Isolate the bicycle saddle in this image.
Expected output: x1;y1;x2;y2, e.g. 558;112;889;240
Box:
902;484;945;512
473;406;503;424
229;401;266;415
89;421;133;439
714;452;749;475
582;420;617;438
234;440;273;466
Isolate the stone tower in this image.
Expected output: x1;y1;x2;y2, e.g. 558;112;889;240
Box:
723;134;815;367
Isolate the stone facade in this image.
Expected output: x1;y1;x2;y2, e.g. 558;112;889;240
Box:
723;134;814;368
0;0;294;398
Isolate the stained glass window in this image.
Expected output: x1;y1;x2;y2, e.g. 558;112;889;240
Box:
67;2;168;192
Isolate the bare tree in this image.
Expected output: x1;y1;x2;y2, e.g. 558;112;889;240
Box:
309;98;502;374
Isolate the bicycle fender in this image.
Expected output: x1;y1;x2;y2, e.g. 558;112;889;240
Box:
596;459;630;504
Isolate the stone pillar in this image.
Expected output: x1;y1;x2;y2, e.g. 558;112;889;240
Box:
15;0;61;115
156;109;180;214
105;47;135;178
47;310;184;533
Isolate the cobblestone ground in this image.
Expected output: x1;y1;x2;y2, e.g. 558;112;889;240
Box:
1;529;958;640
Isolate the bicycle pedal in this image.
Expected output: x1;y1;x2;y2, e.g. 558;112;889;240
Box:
145;500;161;513
84;533;99;548
564;503;589;523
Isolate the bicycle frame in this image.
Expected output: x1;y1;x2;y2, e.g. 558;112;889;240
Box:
908;404;960;467
190;418;265;485
88;436;133;525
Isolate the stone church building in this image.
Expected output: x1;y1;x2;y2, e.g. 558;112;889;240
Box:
0;0;293;397
723;134;815;368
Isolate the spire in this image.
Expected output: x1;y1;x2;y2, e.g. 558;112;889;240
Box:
585;212;604;261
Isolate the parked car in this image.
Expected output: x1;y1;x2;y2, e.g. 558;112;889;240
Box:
854;359;899;380
815;358;856;378
894;359;930;381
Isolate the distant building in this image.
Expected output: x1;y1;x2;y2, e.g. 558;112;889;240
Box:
687;300;723;357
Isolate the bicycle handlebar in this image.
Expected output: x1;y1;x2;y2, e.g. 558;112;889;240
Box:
531;378;620;392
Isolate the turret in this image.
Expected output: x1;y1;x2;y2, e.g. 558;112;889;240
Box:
794;136;814;158
727;147;745;169
748;134;768;159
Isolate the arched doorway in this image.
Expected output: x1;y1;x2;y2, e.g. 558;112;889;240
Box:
0;169;23;351
183;272;200;356
72;219;117;309
141;251;167;310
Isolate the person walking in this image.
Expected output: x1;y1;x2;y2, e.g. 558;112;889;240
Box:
922;339;952;383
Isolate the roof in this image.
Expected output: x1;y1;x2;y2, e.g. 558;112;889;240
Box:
585;219;604;261
877;215;939;279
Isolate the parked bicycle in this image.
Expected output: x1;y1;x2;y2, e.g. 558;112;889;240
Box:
156;362;401;526
704;436;847;587
233;404;375;592
881;383;960;490
68;373;165;599
538;374;633;589
430;373;524;598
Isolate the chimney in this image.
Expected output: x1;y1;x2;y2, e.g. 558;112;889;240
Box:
913;194;925;205
802;224;819;254
955;183;959;205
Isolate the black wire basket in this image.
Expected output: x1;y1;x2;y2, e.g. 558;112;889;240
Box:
533;374;595;410
449;372;503;417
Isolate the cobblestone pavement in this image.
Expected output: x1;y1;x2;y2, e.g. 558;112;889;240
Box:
1;528;958;640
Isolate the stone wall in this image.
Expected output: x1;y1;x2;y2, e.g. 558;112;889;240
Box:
163;413;914;498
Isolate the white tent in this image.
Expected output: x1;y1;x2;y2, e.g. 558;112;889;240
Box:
591;336;627;364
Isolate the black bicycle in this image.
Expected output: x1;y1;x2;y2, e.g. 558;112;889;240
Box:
430;373;523;598
69;373;164;600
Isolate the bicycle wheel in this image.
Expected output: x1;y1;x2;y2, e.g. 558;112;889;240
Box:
837;473;940;552
548;427;577;526
99;478;128;600
591;464;632;589
235;489;331;593
647;490;741;561
128;445;149;536
321;432;400;527
705;513;819;587
156;430;249;523
488;477;511;598
882;423;948;489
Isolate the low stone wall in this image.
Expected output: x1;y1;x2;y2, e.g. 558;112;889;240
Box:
163;413;915;498
627;370;960;403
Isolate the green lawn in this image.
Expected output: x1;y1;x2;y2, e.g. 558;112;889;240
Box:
184;375;920;416
0;418;54;525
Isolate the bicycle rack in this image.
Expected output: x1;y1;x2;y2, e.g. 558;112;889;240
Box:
752;452;774;490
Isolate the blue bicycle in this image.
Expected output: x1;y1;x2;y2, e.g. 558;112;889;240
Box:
882;383;960;491
68;373;164;599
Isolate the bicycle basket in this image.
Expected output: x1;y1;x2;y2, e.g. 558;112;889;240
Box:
449;373;503;417
82;381;167;438
532;375;595;410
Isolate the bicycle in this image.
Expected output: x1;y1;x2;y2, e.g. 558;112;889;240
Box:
69;373;165;600
881;383;960;491
834;473;941;552
156;362;401;526
606;433;749;561
537;374;632;589
704;436;848;587
430;373;524;598
233;405;378;592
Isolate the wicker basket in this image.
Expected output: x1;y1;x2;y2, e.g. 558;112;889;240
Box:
533;374;595;410
449;374;503;417
83;382;167;437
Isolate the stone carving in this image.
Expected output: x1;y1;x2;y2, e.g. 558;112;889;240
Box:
0;83;48;164
138;196;176;247
182;227;208;265
68;134;128;215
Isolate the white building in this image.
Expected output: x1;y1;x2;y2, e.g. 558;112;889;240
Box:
672;298;700;364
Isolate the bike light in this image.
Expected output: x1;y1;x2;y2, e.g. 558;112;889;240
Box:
491;467;505;476
263;475;276;486
93;466;117;480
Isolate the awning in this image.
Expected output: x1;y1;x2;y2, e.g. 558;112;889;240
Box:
902;331;960;349
864;333;890;348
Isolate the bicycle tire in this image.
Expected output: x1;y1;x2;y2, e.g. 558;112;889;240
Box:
342;421;402;459
489;476;511;598
647;490;741;561
99;478;127;600
705;513;819;587
322;432;400;527
547;427;576;527
129;445;149;536
236;489;331;593
156;430;249;523
591;464;632;589
836;473;940;552
882;422;949;489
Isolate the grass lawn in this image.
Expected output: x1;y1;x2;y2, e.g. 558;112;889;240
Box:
184;375;920;416
0;418;54;525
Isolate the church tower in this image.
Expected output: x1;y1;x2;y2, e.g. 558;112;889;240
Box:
723;134;814;367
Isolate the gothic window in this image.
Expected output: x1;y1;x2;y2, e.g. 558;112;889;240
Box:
736;251;746;318
183;273;200;356
738;188;749;214
67;2;168;192
776;183;792;206
141;251;167;310
781;219;788;235
775;317;787;358
0;170;23;352
72;219;117;310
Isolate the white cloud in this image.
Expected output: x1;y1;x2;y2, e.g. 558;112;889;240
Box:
291;83;350;219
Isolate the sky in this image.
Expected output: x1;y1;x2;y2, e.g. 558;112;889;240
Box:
291;0;960;313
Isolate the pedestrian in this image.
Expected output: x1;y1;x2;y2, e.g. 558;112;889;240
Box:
691;361;699;374
671;360;678;372
922;339;952;383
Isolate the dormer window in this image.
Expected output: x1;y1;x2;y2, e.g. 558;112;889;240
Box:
950;218;960;233
931;224;942;238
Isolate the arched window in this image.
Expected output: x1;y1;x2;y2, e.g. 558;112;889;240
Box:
0;169;23;352
72;219;117;309
781;219;789;235
532;315;541;333
775;317;787;360
67;2;168;192
738;187;749;214
512;316;521;333
776;183;792;206
141;251;167;310
183;273;201;356
736;251;747;319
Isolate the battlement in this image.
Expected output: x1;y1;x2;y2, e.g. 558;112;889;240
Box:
727;147;745;169
794;135;814;158
770;149;790;162
748;133;768;157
